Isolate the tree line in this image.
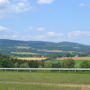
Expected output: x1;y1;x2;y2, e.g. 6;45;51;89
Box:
0;54;90;68
44;59;90;68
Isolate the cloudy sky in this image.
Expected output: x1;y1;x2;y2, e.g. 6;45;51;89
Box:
0;0;90;44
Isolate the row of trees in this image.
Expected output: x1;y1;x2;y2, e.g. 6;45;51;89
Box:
44;59;90;68
0;54;90;68
0;54;41;68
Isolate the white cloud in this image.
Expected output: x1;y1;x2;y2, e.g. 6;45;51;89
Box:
67;31;82;38
36;35;46;40
27;30;90;42
28;26;47;32
37;0;54;4
1;26;90;44
80;3;87;6
37;27;47;31
0;0;9;4
0;25;9;31
10;0;32;13
47;32;64;37
0;25;17;39
0;0;32;18
0;34;18;39
67;30;90;38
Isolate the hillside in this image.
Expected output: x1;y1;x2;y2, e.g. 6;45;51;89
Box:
0;39;90;57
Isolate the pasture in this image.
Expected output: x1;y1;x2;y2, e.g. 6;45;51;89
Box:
0;71;90;90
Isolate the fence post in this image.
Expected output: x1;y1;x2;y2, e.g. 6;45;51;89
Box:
17;69;18;72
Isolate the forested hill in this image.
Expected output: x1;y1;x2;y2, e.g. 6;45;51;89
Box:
0;39;90;57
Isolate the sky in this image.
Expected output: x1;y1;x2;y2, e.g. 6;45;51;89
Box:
0;0;90;45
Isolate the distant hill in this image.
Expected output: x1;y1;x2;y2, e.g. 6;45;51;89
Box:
0;39;90;57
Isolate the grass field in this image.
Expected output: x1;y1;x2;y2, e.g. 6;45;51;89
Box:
0;71;90;90
45;59;90;68
37;49;64;52
16;46;31;49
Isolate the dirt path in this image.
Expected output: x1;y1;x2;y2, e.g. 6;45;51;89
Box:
0;81;90;88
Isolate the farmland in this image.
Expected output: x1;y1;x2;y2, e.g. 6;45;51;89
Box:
17;57;46;60
0;71;90;90
11;52;39;55
57;57;90;60
16;56;90;61
16;46;31;49
37;49;64;52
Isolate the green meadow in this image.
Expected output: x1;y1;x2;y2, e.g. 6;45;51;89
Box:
0;71;89;90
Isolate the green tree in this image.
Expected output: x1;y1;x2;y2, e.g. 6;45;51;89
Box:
28;61;40;68
62;59;75;68
52;62;61;68
19;63;29;68
39;61;45;68
0;57;15;68
80;61;90;68
44;61;52;68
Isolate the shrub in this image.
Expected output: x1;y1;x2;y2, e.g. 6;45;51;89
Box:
80;60;90;68
19;63;29;68
28;61;40;68
61;59;75;68
44;61;52;68
52;62;61;68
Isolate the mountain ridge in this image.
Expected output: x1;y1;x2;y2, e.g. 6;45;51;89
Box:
1;39;89;46
0;39;90;56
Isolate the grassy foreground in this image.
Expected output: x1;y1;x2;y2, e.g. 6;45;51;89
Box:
0;84;79;90
0;71;90;90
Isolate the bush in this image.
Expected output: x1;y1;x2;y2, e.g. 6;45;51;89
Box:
80;60;90;68
44;61;52;68
52;62;61;68
0;57;15;68
61;59;75;68
19;63;29;68
28;61;40;68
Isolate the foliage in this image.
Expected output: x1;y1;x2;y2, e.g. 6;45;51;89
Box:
19;63;29;68
0;54;40;68
44;61;52;68
28;61;40;68
61;59;75;68
52;62;61;68
1;53;90;68
0;54;15;68
80;60;90;68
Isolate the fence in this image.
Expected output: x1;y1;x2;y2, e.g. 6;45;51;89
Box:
0;68;90;71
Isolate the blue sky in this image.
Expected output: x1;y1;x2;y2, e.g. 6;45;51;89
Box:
0;0;90;45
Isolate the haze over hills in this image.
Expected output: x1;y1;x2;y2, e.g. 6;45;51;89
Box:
0;39;90;57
